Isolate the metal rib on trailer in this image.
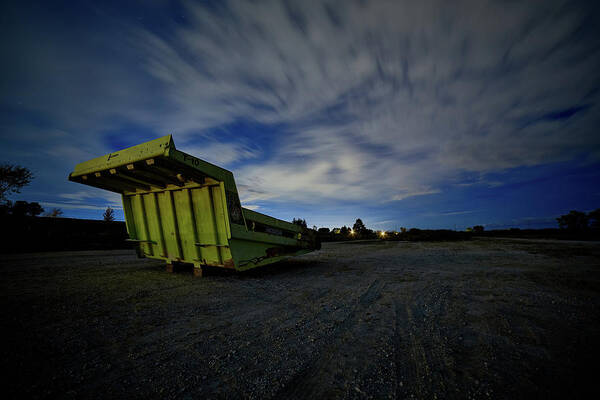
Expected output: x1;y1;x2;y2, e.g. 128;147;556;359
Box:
68;135;320;275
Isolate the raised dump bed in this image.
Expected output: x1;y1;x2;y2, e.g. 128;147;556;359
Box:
68;135;320;276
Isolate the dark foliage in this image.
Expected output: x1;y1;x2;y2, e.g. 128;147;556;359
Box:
1;200;44;217
11;200;44;217
318;225;471;243
588;209;600;230
292;218;307;228
0;164;33;201
103;207;115;222
557;210;589;231
352;218;367;234
317;208;600;244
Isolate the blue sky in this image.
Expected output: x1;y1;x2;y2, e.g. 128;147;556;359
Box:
1;0;599;230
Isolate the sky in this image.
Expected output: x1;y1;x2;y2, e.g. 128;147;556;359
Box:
1;0;599;230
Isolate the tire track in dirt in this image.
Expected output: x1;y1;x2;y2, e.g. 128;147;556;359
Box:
275;278;385;399
393;281;459;399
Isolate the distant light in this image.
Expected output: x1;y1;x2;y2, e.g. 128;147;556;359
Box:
380;231;386;237
350;229;355;235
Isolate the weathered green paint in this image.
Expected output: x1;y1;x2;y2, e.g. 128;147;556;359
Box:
68;135;320;272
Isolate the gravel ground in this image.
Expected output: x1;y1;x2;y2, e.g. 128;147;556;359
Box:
1;238;599;399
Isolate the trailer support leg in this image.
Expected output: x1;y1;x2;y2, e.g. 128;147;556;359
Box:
193;263;203;277
166;262;174;273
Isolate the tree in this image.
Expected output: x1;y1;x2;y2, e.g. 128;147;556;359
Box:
318;227;330;234
557;210;588;231
44;208;63;218
103;206;115;222
292;218;307;228
353;218;367;234
473;225;484;233
0;164;33;202
340;226;349;235
26;201;44;217
10;200;44;217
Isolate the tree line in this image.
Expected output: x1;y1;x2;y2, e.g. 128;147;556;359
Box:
1;163;114;221
296;208;600;243
4;162;599;233
556;209;600;231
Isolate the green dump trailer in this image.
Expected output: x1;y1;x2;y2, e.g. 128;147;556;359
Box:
68;135;320;276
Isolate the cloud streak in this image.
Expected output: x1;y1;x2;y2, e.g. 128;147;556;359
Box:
1;0;599;227
131;0;599;204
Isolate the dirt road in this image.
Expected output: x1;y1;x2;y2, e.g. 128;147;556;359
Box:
2;238;599;398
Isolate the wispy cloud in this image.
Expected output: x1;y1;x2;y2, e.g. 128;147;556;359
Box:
369;219;396;227
31;189;125;214
392;189;441;201
440;210;475;216
132;0;598;203
40;202;122;211
420;210;476;218
178;140;260;167
2;0;599;225
58;189;121;206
